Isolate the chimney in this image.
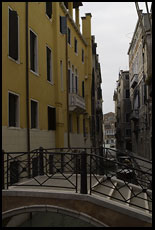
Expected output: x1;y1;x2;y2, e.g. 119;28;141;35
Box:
75;7;80;30
81;13;92;43
68;2;73;18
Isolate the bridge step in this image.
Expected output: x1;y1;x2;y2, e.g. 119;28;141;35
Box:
91;177;152;214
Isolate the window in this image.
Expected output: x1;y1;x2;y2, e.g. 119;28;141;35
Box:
30;30;38;73
77;116;80;134
46;2;52;19
31;100;38;129
60;16;67;34
69;114;72;132
82;49;84;63
82;81;85;98
9;8;18;61
60;60;63;91
74;37;78;54
8;92;19;127
46;46;52;82
72;67;74;93
126;129;131;137
126;74;129;80
83;118;86;137
75;69;78;94
126;113;130;122
67;27;71;45
126;89;130;98
68;69;71;93
48;106;56;130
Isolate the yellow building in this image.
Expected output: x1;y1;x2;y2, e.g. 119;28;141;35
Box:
2;2;94;152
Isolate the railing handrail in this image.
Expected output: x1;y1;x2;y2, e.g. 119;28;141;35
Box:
2;147;152;213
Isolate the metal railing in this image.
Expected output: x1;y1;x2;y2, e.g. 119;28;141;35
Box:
2;147;152;212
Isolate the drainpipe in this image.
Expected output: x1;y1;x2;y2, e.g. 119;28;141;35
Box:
66;14;70;148
26;2;31;177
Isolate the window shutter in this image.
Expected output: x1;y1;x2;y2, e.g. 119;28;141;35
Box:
46;2;52;19
46;47;51;81
60;16;67;34
48;107;56;130
52;108;56;130
9;10;18;60
82;49;84;62
30;31;35;71
31;101;37;128
75;76;78;94
68;69;71;92
74;38;77;53
82;81;85;98
67;27;71;44
9;94;16;126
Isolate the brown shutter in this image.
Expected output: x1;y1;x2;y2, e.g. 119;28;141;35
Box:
9;9;18;60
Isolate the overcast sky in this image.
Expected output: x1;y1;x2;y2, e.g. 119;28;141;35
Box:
78;2;151;114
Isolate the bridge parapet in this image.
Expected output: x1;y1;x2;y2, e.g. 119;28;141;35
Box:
2;147;152;226
2;189;152;227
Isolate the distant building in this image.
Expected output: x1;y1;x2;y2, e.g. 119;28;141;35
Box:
91;36;103;148
128;12;152;160
113;70;132;151
103;112;116;149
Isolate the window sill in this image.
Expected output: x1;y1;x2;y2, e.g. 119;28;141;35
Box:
47;80;54;86
8;126;21;130
8;55;20;64
45;14;53;22
30;70;39;77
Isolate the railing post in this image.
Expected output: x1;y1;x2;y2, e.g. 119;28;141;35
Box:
80;150;87;194
99;146;104;175
39;147;44;175
89;149;92;195
7;153;9;189
2;150;4;189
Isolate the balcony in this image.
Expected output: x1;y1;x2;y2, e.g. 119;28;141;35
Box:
130;74;138;89
69;93;86;113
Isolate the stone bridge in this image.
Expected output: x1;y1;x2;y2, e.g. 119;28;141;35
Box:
2;188;151;227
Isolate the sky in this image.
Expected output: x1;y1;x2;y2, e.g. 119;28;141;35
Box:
78;2;151;114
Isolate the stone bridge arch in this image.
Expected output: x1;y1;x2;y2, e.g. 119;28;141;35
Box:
2;204;106;227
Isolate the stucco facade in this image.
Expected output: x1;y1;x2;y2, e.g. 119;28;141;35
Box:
2;2;98;152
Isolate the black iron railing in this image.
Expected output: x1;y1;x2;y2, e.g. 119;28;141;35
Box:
2;147;152;213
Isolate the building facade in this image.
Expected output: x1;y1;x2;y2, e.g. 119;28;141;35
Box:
91;36;103;148
2;2;102;152
113;70;132;151
128;12;152;160
103;112;116;149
